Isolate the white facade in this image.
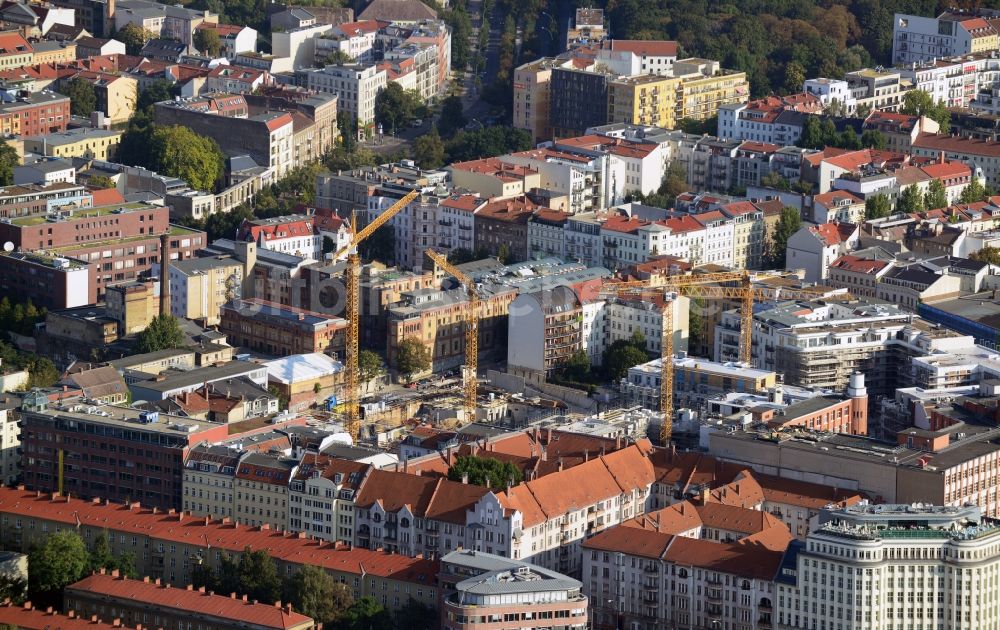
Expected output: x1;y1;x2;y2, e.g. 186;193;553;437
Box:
306;63;387;125
803;78;857;113
564;213;604;268
892;13;982;65
272;23;333;68
777;504;1000;630
696;213;735;267
0;406;18;486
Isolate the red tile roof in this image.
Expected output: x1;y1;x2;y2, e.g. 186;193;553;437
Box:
812;190;862;208
913;133;1000;157
661;215;704;234
440;193;485;213
353;469;488;524
601;214;650;234
89;188;125;206
0;602;119;630
606;39;678;57
238;217;315;242
67;573;313;629
662;536;785;581
477;196;542;222
830;255;891;274
919;160;971;180
0;488;436;581
0;31;31;56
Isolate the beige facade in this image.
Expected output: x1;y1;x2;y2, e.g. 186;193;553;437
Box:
182;447;239;519
104;280;157;336
0;404;18;486
607;74;681;129
513;59;554;143
24;128;123;162
674;60;749;121
168;257;244;325
234;454;295;529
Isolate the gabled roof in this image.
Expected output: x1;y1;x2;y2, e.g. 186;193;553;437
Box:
606;39;678;57
830;254;891;274
353;469;489;524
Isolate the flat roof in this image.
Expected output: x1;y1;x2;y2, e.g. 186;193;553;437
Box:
133;362;262;394
264;353;343;385
25;397;218;436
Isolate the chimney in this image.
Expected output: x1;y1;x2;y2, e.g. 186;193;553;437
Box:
461;472;468;484
159;232;170;317
557;457;564;472
584;449;589;462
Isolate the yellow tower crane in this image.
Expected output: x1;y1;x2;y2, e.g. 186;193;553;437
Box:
332;189;419;442
600;270;753;443
424;249;479;422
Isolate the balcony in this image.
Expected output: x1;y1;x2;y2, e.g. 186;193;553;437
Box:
706;589;723;603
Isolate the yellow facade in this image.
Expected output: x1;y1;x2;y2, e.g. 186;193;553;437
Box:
676;69;749;121
23;129;123;161
173;259;243;325
31;43;76;65
971;33;999;54
513;60;554;143
607;74;680;129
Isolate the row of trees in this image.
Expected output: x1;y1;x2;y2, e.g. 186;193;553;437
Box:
552;331;651;393
0;297;59;388
26;530;136;606
796;118;887;151
447;455;523;488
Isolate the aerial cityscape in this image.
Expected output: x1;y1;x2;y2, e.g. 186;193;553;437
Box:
3;0;1000;629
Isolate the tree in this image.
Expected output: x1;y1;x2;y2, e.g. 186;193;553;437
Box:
444;127;531;163
437;95;467;137
797;117;825;150
971;246;1000;265
136;314;185;354
861;130;887;150
395;338;430;379
394;598;437;630
769;206;802;268
88;530;115;573
193;28;222;56
238;548;281;605
149;125;224;192
136;80;177;113
784;61;806;94
322;49;353;65
28;530;89;598
865;193;892;220
343;597;393;630
446;248;476;264
960;178;986;204
601;331;649;381
88;174;116;189
412;128;445;169
359;224;394;263
901;90;951;133
497;243;510;264
374;82;422;134
116;23;153;56
358;350;384;383
688;297;705;356
897;185;925;214
761;170;791;191
448;455;523;489
63;78;97;117
558;348;592;383
0;574;26;605
26;356;60;388
268;384;289;411
925;178;948;210
283;566;353;625
0;141;17;185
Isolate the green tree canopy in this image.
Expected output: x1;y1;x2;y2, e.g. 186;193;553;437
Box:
237;548;281;604
136;314;185;354
115;23;154;56
193;27;222;57
448;455;523;489
395;338;430;379
412;128;445;169
602;331;649;381
63;78;97;117
971;246;1000;266
924;178;948;210
960;178;986;204
437;95;467;138
28;530;89;597
136;80;178;113
374;82;423;133
283;566;352;625
864;193;892;220
358;349;384;382
446;247;475;264
0;140;17;185
393;598;437;630
149;125;224;192
901;90;951;133
343;597;394;630
769;206;802;268
897;185;926;214
88;174;116;189
444;127;531;163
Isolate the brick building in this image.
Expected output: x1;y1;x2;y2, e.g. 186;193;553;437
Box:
0;251;96;309
65;572;315;630
0;203;206;299
0;181;90;219
19;398;233;510
219;298;348;356
473;196;541;263
0;90;70;136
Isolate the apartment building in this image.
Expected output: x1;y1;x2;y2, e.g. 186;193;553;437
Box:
182;444;241;519
501;147;610;214
19;398;233;510
0;251;95;309
0;89;69;136
912;133;1000;189
287;453;370;542
714;300;970;396
583;501;788;630
65;572;314;630
23;128;122;161
554;135;667;199
439;550;588;630
474;196;537;263
595;39;679;77
233;453;296;529
506;286;584;378
237;215;323;261
115;0;218;47
194;23;258;60
893;12;999;64
786;221;860;283
513;58;556;143
717;93;823;143
220;299;348;356
776;503;1000;630
827;255;894;300
304;63;386;127
449;158;540;199
673;58;750;121
167;256;244;325
528;209;568;260
549;64;613;137
0;398;19;486
0;487;440;613
607;74;681;130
